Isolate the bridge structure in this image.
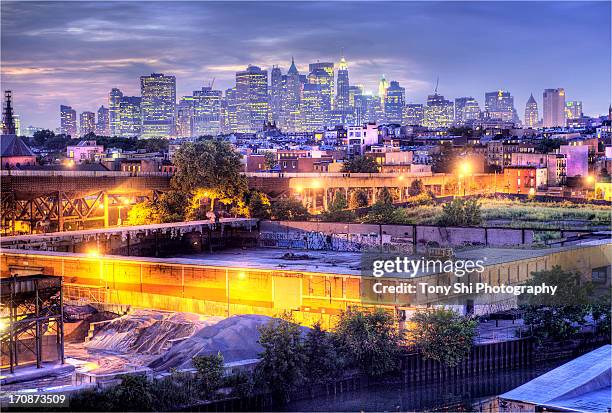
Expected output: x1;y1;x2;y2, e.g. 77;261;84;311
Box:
1;171;171;235
1;170;500;235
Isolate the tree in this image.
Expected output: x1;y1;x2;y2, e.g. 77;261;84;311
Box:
157;190;188;223
411;309;477;367
341;156;379;173
437;198;482;226
192;352;225;400
303;321;341;384
31;129;55;147
247;190;271;219
320;191;355;222
431;143;456;173
408;179;425;197
520;266;593;342
348;189;369;209
171;140;247;212
125;201;160;226
333;308;401;377
109;375;155;412
256;315;306;404
263;152;277;170
271;197;309;221
362;187;411;224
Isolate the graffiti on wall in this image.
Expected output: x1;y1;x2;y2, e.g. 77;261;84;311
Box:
258;231;413;253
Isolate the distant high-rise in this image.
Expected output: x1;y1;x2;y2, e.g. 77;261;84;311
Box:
308;63;334;126
335;56;350;112
193;86;222;136
222;88;239;134
280;58;303;132
96;106;109;135
484;90;517;123
301;83;325;131
403;103;424;126
424;94;454;128
235;65;269;133
270;66;283;124
543;88;565;128
176;97;194;138
109;88;123;136
384;80;405;124
378;75;389;106
118;96;142;137
140;73;176;138
565;100;582;120
524;94;539;128
79;111;96;137
60;105;77;136
454;97;480;125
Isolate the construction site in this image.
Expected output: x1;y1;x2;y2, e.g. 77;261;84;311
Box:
0;218;610;400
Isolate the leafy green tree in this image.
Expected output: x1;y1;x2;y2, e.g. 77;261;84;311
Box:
341;156;379;173
256;315;306;403
263;152;277;170
171;140;247;212
109;375;155;412
271;197;310;221
333;308;401;377
520;266;593;342
192;352;225;400
591;294;611;337
157;190;188;223
321;191;355;222
303;321;341;384
411;309;477;367
437;198;482;226
348;189;369;209
31;129;55;147
247;190;271;219
362;187;411;224
125;201;160;226
408;179;425;197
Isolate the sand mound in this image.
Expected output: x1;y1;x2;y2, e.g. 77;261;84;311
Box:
85;310;221;355
148;314;274;371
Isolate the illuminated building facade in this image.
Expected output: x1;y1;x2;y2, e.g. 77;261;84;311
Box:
280;58;303;132
403;103;424;126
301;83;325;131
109;88;123;136
79;111;95;137
176;97;194;138
423;94;454;128
308;62;334;125
378;75;389;107
96;106;109;135
335;56;350;113
484;90;518;123
236;65;269;133
543;88;565;128
565;100;583;120
454;97;481;125
222;87;239;134
59;105;77;136
270;66;283;124
524;94;539;128
118;96;142;137
193;86;222;136
140;73;176;138
384;80;405;124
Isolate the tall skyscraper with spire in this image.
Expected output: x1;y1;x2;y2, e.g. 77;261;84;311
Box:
524;94;539;128
335;56;350;112
280;57;302;131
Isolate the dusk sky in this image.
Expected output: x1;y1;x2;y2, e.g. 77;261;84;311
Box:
2;1;610;129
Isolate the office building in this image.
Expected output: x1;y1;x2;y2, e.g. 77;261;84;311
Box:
280;58;302;132
423;94;454;128
454;97;481;125
79;111;96;137
335;56;350;112
301;83;325;131
543;88;566;128
565;101;583;120
193;86;222;136
96;106;109;135
140;73;176;138
60;105;77;136
270;66;283;124
118;96;142;137
308;62;334;123
236;65;269;133
403;103;424;126
485;90;518;123
524;94;539;128
384;81;405;124
176;97;194;138
109;88;123;136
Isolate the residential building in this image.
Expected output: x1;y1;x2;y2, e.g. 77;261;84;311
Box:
67;140;104;163
503;166;548;194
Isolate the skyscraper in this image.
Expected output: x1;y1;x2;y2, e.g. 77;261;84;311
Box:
403;103;424;126
384;81;405;124
140;73;176;138
524;94;539;128
423;94;454;128
118;96;142;137
176;97;194;138
221;88;238;134
79;111;96;136
60;105;77;136
96;106;109;135
235;65;269;133
308;62;334;125
543;88;565;128
378;75;389;107
280;58;303;132
109;88;123;136
335;56;350;112
565;101;582;120
454;97;481;125
270;66;283;124
484;90;517;123
193;86;222;136
301;83;325;131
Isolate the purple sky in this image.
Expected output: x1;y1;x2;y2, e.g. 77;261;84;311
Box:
2;1;610;129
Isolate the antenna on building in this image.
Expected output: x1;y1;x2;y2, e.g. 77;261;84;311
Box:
209;77;215;89
434;77;439;94
3;90;16;135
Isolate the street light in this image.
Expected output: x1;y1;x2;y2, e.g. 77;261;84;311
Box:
457;162;472;196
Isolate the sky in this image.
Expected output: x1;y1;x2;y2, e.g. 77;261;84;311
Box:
1;1;610;129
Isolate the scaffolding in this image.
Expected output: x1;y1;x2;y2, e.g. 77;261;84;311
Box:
0;275;64;373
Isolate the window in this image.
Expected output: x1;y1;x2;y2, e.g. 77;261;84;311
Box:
592;266;608;284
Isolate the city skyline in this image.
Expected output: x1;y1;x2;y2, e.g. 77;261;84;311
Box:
1;1;610;128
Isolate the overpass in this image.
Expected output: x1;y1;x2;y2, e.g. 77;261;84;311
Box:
1;170;500;234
